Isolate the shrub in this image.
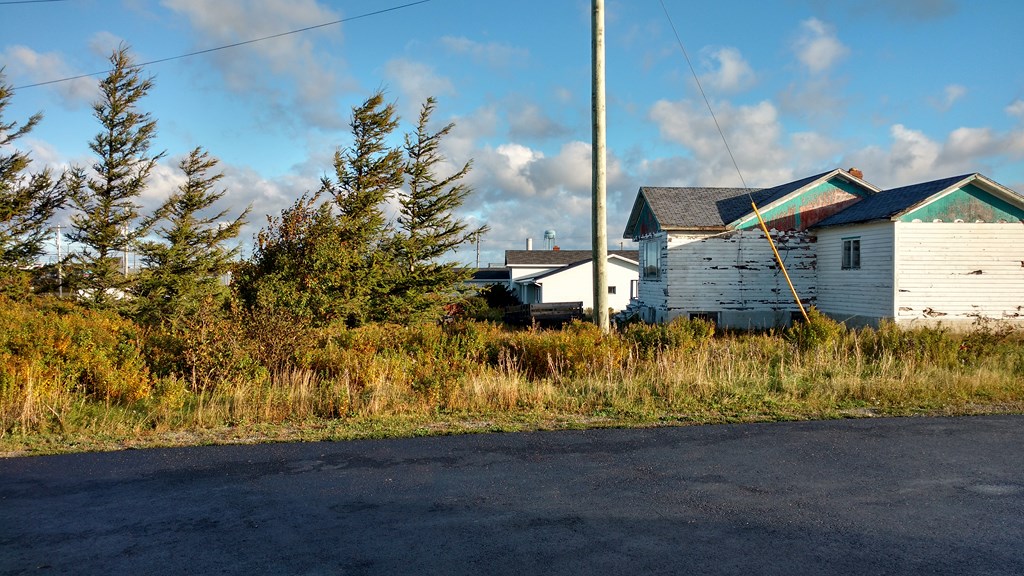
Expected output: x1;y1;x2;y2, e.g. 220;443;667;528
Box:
621;316;715;358
0;296;151;432
784;307;844;351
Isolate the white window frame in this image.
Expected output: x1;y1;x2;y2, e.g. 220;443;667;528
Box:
643;239;661;279
841;237;861;270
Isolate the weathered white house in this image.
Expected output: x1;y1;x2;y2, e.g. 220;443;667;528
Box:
504;249;639;312
623;169;1024;329
622;169;878;328
813;173;1024;327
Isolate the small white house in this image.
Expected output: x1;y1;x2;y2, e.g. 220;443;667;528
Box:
504;249;639;312
813;173;1024;327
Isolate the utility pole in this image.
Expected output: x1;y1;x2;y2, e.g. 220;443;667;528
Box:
592;0;610;332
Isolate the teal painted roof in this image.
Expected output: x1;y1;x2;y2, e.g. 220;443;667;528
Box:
813;173;988;227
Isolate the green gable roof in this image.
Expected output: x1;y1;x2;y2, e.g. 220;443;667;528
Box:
814;173;1024;227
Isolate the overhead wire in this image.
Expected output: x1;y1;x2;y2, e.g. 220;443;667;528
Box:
13;0;431;90
658;0;747;192
0;0;71;4
658;0;809;322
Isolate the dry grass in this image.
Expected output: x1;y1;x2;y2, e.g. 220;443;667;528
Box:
2;298;1024;455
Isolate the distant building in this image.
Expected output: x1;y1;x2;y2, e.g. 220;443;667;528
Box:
504;249;639;312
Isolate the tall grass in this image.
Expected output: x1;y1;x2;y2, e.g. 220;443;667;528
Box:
2;296;1023;450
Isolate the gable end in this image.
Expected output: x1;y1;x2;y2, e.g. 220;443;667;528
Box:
900;183;1024;223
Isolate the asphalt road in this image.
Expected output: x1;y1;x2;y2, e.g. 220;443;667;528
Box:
2;416;1023;575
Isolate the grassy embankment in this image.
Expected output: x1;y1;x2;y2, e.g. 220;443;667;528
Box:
2;295;1023;456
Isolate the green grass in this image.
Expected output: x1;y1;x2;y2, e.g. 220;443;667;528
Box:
3;299;1024;456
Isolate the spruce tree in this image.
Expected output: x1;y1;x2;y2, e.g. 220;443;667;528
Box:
319;91;406;325
67;45;162;308
0;71;67;295
391;97;486;321
134;147;249;325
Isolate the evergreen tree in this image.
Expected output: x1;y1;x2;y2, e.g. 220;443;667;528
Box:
324;91;405;245
67;45;162;308
317;91;406;325
391;97;486;321
0;71;67;295
134;147;249;325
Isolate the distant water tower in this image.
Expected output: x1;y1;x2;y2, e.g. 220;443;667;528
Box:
543;229;557;250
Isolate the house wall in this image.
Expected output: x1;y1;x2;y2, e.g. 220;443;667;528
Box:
538;258;639;312
650;229;816;329
893;222;1024;327
636;234;669;323
815;221;895;327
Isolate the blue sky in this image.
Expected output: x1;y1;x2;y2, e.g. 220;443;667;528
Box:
3;0;1023;266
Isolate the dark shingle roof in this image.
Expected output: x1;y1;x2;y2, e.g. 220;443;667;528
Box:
633;170;838;231
505;250;638;267
470;268;511;281
639;187;756;229
814;174;972;227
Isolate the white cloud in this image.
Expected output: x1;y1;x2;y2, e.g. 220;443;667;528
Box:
162;0;350;129
930;84;967;111
841;122;1024;188
794;18;849;75
508;102;571;140
88;32;125;58
648;98;795;186
444;105;500;162
382;59;455;119
700;47;755;93
1007;99;1024;119
440;36;528;68
778;77;847;123
1;45;98;108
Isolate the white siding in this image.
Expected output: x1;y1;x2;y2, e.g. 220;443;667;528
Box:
537;257;639;312
636;235;669;322
894;222;1024;325
816;222;895;324
662;230;817;328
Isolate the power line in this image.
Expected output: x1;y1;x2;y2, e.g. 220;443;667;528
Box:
0;0;70;4
658;0;747;192
13;0;431;90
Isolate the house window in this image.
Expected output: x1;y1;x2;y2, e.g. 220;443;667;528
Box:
643;240;660;279
630;279;638;299
689;311;720;324
608;286;617;295
842;238;861;270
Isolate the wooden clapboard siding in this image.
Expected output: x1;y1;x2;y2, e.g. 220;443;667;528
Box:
662;230;816;325
894;222;1024;321
637;234;669;320
816;221;895;320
